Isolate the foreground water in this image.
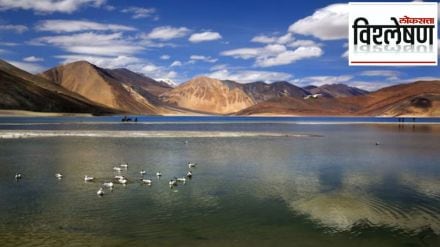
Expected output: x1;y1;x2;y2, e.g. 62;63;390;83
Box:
0;116;439;246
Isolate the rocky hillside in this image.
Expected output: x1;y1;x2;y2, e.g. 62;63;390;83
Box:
160;76;254;114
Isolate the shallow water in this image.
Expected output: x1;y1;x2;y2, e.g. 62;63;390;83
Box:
0;117;439;246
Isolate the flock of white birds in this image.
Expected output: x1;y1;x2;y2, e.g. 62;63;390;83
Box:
14;162;197;197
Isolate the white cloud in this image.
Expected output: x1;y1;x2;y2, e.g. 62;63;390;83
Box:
222;43;322;67
35;20;136;33
170;60;182;67
23;56;44;62
288;39;320;48
0;24;28;33
189;31;222;43
341;50;348;58
289;3;348;40
144;26;190;40
160;55;170;60
251;33;294;45
7;60;45;73
0;0;106;13
190;55;218;63
207;69;293;83
251;35;277;44
221;47;260;59
294;75;353;86
210;64;228;71
34;32;143;56
0;41;18;46
56;54;178;81
121;7;156;19
256;46;322;67
360;70;401;81
56;54;141;68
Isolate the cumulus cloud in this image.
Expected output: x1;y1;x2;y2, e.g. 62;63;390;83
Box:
33;32;143;56
190;55;218;63
0;0;106;13
294;75;353;86
121;7;157;19
160;55;170;60
207;69;293;83
0;24;28;33
23;56;44;62
35;20;136;33
256;46;322;67
289;3;348;40
144;26;190;40
221;43;322;67
251;33;294;45
7;60;45;73
189;31;222;43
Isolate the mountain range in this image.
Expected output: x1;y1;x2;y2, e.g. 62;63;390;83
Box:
0;59;439;116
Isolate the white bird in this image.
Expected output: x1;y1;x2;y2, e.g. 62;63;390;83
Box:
141;179;152;185
97;188;104;196
103;182;114;188
188;162;197;168
15;173;22;180
84;175;94;182
118;178;128;184
156;172;162;177
169;179;177;187
186;171;192;178
113;167;122;172
140;170;146;175
120;163;128;168
55;173;63;179
114;175;124;180
177;177;186;183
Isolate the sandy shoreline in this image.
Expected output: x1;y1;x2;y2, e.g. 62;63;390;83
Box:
0;110;94;117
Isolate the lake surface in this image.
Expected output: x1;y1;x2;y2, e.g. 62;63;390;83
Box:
0;116;439;246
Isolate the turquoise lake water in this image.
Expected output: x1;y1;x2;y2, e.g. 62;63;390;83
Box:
0;116;439;246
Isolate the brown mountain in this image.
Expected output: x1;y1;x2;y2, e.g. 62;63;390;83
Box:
237;97;351;116
105;68;172;104
340;80;440;116
160;76;254;114
0;59;116;114
40;61;159;114
238;81;440;117
307;84;369;98
235;81;309;102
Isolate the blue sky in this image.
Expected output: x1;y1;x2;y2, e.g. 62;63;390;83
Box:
0;0;438;90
